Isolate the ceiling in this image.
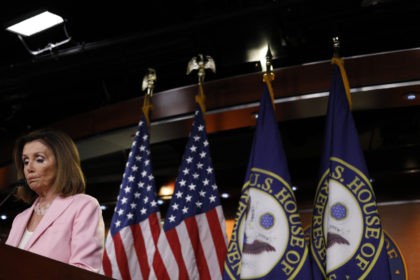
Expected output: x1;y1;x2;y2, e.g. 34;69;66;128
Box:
1;0;420;228
1;0;420;132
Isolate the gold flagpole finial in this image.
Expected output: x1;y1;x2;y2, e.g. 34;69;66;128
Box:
142;68;157;96
141;68;157;125
262;46;275;107
265;46;274;76
331;37;352;109
186;54;216;113
332;36;340;58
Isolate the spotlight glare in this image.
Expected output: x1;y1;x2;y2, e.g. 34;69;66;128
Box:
221;193;230;199
405;93;417;101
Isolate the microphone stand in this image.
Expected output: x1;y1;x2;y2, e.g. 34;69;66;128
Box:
0;179;25;208
0;185;18;208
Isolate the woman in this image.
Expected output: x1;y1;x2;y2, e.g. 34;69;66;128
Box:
5;129;105;273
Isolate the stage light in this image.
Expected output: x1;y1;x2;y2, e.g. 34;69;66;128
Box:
159;181;175;200
6;11;64;37
5;10;72;56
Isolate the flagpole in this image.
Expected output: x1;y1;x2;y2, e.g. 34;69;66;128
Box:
141;68;157;125
331;36;352;108
262;47;276;108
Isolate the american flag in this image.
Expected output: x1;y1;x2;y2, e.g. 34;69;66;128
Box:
101;116;163;280
154;105;228;279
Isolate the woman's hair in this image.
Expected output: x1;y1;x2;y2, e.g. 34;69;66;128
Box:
13;129;86;203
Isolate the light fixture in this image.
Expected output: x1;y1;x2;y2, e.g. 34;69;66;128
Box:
159;181;175;200
220;193;230;199
403;92;417;101
251;111;259;119
6;11;64;36
5;10;72;56
247;44;269;72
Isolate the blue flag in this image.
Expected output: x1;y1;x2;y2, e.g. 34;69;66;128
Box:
223;84;312;279
310;58;391;279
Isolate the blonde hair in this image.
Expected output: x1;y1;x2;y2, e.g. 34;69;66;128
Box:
13;129;85;203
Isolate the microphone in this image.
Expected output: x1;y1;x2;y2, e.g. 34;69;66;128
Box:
0;179;26;208
1;179;26;193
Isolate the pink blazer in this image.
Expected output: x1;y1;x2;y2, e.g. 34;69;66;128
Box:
6;193;105;272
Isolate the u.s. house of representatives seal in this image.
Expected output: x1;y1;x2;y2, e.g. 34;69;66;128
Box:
225;167;308;279
311;157;407;279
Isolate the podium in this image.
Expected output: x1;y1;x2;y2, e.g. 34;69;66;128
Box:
0;244;114;280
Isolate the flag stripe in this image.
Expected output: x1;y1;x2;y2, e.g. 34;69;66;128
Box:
185;216;211;280
149;212;162;243
166;228;190;278
176;222;199;279
120;228;142;279
131;224;149;279
113;232;132;280
196;211;222;279
101;248;112;276
102;236;123;279
147;212;167;279
206;206;228;272
154;231;179;279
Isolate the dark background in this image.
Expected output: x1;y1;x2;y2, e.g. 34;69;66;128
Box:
0;0;420;233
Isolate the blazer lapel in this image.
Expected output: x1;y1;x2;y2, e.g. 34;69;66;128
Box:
24;195;74;250
7;203;36;247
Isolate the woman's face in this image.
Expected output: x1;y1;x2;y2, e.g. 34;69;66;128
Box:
22;140;57;195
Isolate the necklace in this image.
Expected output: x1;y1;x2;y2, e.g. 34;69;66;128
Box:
34;202;51;216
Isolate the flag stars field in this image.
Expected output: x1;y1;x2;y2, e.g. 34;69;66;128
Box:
131;165;138;172
103;107;228;279
172;203;179;210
